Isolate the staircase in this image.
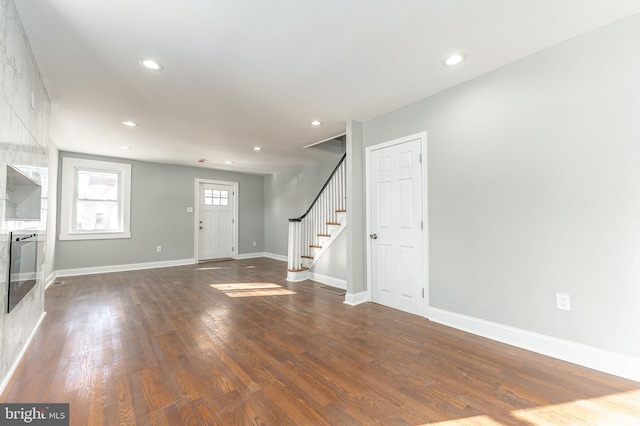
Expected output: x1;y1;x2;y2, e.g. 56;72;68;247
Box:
287;154;346;282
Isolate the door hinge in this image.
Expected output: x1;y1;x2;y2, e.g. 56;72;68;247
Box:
421;220;423;230
419;153;422;163
232;219;235;223
422;288;425;298
232;247;235;252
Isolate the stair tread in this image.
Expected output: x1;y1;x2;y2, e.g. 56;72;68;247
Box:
317;233;331;237
326;222;340;225
336;209;347;213
301;255;314;259
309;245;322;248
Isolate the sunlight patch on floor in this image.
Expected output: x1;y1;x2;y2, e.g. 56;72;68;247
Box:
420;390;640;425
223;288;297;298
420;415;503;425
212;283;281;291
512;389;640;425
211;283;296;297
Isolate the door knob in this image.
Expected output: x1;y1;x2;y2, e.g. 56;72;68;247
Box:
369;233;378;240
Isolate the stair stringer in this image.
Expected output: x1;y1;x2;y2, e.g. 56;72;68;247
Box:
286;214;347;282
308;216;346;270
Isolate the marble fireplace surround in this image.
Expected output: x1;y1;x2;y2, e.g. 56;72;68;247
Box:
0;0;51;394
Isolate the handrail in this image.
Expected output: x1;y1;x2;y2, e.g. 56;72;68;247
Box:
289;153;346;222
287;153;347;274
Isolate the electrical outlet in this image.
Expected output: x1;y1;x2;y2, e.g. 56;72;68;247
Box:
156;246;162;253
556;293;571;311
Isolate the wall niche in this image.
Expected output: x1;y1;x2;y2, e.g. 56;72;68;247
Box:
5;165;42;221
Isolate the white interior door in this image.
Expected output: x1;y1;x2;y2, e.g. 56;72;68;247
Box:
198;182;234;261
368;134;426;315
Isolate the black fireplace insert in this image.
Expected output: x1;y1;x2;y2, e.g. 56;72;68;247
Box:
7;231;38;313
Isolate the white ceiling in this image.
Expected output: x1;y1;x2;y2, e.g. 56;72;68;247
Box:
14;0;640;174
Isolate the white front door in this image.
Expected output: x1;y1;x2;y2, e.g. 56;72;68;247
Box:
368;133;426;316
198;182;234;261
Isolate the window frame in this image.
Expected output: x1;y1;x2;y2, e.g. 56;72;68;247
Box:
204;188;229;206
60;157;132;240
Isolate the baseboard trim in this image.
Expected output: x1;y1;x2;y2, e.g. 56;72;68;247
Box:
56;258;195;278
264;252;288;262
0;311;47;396
45;272;57;289
55;254;288;280
237;252;264;260
344;291;368;306
429;307;640;383
236;252;287;262
286;270;308;282
308;272;346;289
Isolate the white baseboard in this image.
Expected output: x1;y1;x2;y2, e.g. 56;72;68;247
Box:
286;270;308;282
45;272;57;289
237;252;265;260
264;252;288;262
0;311;47;396
429;307;640;383
308;272;346;289
56;258;195;278
264;252;287;262
344;291;368;306
54;254;286;280
237;252;287;262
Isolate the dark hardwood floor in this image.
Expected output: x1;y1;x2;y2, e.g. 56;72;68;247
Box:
2;258;639;425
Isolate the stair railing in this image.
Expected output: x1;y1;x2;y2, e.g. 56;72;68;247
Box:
288;154;346;272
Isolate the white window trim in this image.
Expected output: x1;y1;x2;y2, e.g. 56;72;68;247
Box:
60;157;132;241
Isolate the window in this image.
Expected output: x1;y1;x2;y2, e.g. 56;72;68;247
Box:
204;189;229;206
60;157;131;240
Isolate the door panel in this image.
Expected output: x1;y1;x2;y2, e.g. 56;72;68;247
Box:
198;183;234;261
378;180;391;228
378;244;393;294
369;136;424;315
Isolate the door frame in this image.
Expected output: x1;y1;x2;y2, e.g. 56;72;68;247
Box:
365;131;429;317
194;178;239;263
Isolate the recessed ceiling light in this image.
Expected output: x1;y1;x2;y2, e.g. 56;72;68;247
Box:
224;161;234;165
120;145;132;150
139;59;164;71
310;120;323;126
121;121;137;127
443;53;467;67
253;146;262;151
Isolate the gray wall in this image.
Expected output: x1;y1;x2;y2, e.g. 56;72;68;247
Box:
45;145;58;281
0;0;50;392
264;153;343;256
56;152;265;270
358;14;640;358
346;120;366;295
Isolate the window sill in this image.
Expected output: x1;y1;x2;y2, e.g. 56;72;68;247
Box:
59;231;131;241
